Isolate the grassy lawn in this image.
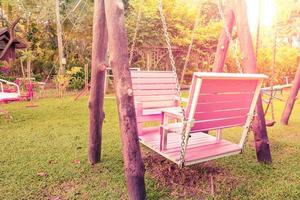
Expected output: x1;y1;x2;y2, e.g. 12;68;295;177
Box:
1;93;300;199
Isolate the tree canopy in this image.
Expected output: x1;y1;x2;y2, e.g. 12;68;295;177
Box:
0;0;299;85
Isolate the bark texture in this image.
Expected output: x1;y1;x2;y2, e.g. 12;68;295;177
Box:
213;0;272;163
104;0;146;199
88;0;108;164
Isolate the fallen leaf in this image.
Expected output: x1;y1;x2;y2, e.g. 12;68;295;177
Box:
48;160;57;164
73;160;81;164
37;172;48;177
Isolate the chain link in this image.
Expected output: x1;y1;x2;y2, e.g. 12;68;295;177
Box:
217;0;243;73
180;4;202;85
241;112;256;151
158;1;177;79
158;0;188;168
129;0;144;66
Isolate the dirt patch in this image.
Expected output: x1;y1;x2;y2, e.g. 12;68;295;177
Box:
42;179;86;200
143;151;240;199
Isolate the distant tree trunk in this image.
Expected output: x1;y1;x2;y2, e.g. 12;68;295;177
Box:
88;0;108;164
0;3;4;27
213;0;272;163
26;57;31;79
104;0;146;199
281;58;300;125
20;59;25;78
55;0;65;75
25;14;31;80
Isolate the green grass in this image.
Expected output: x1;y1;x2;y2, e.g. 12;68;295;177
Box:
1;93;300;199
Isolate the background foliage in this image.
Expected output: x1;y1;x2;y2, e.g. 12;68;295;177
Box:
0;0;299;86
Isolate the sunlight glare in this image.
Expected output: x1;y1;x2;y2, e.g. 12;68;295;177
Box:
246;0;277;32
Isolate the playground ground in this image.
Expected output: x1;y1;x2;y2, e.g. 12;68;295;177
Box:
1;93;300;200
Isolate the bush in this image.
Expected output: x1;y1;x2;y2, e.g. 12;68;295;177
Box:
69;76;85;90
224;45;298;85
68;67;85;90
257;46;298;85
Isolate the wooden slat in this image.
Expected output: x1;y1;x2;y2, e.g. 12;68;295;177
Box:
198;93;254;103
183;142;241;162
166;139;237;157
191;116;247;132
133;89;177;96
140;100;177;109
139;130;241;164
132;77;176;84
134;95;176;102
194;108;249;121
132;84;177;90
131;71;175;78
195;99;252;112
137;115;162;122
200;79;258;93
141;107;180;115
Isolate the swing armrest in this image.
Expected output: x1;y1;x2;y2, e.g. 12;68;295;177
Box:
160;108;185;151
161;107;185;120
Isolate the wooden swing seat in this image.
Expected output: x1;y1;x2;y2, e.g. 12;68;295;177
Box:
133;72;267;166
139;127;242;165
0;79;20;103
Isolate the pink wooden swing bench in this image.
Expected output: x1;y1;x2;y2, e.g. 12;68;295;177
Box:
132;72;267;166
0;79;21;103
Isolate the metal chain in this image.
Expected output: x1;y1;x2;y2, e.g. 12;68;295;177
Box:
180;4;202;85
217;0;243;73
129;0;144;66
241;112;256;151
158;1;177;79
158;0;188;168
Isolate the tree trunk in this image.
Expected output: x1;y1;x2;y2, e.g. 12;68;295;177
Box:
234;0;271;163
213;0;272;163
55;0;65;75
281;58;300;125
88;0;108;164
104;0;146;199
20;59;25;79
27;57;31;79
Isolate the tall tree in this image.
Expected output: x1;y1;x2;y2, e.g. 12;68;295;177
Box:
281;58;300;125
55;0;65;75
88;0;107;164
89;0;146;198
213;0;272;163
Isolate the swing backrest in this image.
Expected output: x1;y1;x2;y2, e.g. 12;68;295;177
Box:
186;72;267;132
131;71;179;110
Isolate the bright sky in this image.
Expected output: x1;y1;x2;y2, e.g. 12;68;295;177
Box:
182;0;277;32
246;0;277;32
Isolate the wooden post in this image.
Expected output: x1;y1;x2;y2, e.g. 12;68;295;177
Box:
88;0;107;164
213;4;235;71
281;58;300;125
55;0;65;75
234;0;271;163
213;0;272;163
104;0;146;199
